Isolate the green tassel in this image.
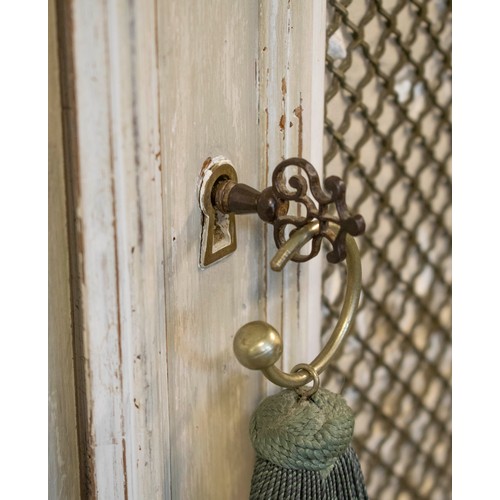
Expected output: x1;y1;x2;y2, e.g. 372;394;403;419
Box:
249;388;368;499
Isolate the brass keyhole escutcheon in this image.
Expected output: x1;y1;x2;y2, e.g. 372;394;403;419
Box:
198;156;238;268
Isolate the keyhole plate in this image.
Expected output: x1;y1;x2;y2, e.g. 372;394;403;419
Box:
198;156;238;268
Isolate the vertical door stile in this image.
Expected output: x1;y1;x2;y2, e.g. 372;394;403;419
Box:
258;0;289;395
67;2;126;495
49;0;81;496
306;1;328;362
61;0;170;497
259;1;326;392
293;0;327;365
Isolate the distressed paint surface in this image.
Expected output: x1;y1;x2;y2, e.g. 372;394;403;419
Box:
58;0;325;498
258;1;325;390
66;0;170;497
157;3;263;498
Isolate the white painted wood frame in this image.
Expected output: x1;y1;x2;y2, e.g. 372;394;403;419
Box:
54;1;326;498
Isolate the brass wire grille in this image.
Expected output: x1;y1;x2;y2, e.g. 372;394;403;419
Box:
321;1;451;498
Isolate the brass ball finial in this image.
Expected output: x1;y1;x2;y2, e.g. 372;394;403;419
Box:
233;321;283;370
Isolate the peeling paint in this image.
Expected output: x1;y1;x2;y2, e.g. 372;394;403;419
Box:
279;114;286;131
294;103;303;157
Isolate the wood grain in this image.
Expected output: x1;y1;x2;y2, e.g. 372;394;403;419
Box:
157;3;263;498
258;1;326;392
49;0;81;496
63;0;170;497
56;1;325;498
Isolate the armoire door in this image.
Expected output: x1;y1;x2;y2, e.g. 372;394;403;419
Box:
54;1;326;498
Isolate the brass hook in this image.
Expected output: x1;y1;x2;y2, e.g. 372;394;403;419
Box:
233;219;362;389
291;363;320;399
200;156;364;390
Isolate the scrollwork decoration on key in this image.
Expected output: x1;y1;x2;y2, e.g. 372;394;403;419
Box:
211;157;365;264
271;158;365;263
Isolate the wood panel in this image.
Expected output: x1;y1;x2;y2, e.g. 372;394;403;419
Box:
258;0;326;392
157;1;326;498
57;0;325;498
49;0;81;496
157;2;263;498
62;0;170;497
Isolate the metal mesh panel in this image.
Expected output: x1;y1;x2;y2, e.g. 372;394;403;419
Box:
322;1;451;499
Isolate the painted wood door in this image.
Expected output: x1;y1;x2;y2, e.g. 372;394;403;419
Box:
55;1;325;498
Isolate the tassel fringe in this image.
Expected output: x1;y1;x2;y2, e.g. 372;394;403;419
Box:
250;447;368;500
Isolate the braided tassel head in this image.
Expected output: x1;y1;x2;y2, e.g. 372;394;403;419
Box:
249;388;368;499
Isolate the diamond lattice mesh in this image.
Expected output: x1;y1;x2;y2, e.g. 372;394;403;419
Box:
322;1;451;498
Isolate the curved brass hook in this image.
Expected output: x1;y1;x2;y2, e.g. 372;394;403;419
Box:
233;220;362;389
